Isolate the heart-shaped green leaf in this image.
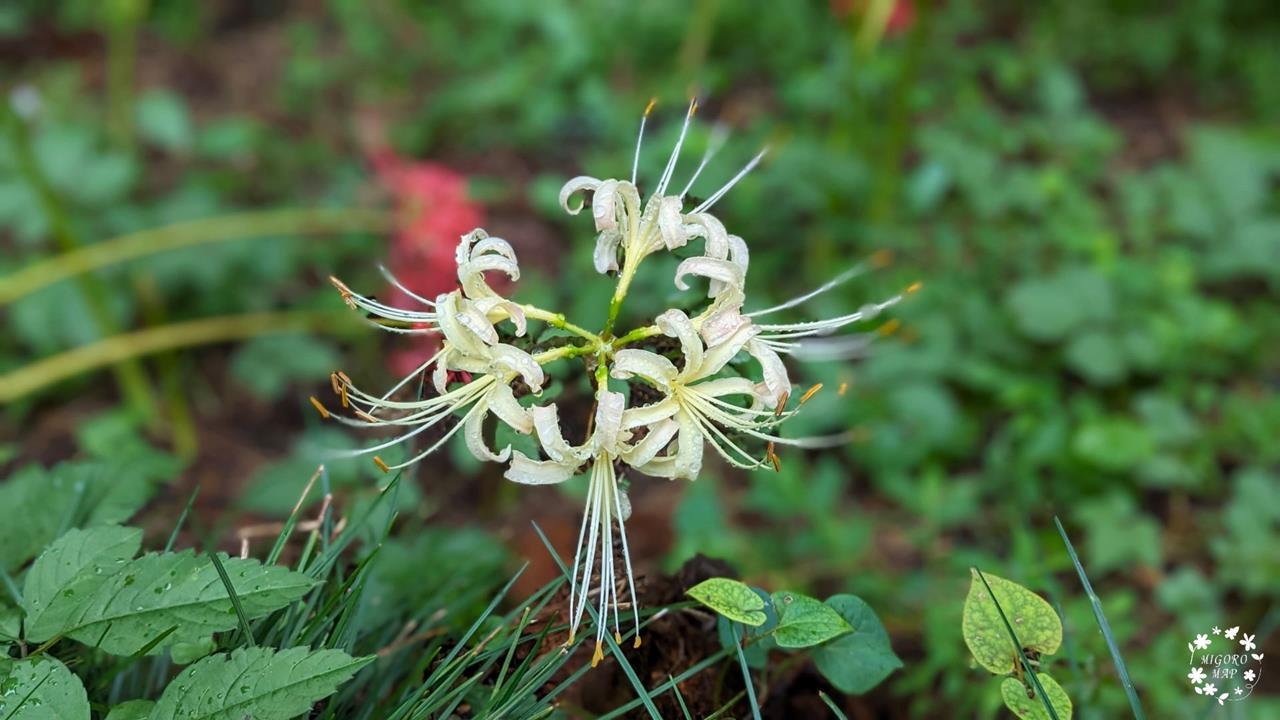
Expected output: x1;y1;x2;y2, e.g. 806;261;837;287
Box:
813;594;902;694
687;578;767;626
962;570;1062;675
1001;672;1073;719
770;591;852;648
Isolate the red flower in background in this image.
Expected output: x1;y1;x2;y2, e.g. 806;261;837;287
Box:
370;148;489;377
830;0;916;36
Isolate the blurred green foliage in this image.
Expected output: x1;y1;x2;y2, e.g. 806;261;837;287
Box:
1;0;1278;717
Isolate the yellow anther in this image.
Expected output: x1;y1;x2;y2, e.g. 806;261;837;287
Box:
878;319;901;337
355;408;379;423
339;382;349;409
905;280;923;295
799;383;823;405
644;98;657;116
614;631;623;644
633;635;642;649
373;456;390;474
838;382;849;396
689;98;699;116
773;392;790;417
767;445;782;472
591;641;605;668
309;396;330;419
870;249;894;268
329;371;342;395
328;276;356;308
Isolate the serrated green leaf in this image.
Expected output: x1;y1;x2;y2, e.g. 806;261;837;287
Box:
24;526;143;641
150;646;373;720
0;462;160;572
104;699;155;720
23;532;315;656
962;570;1062;675
769;591;852;648
686;578;767;626
813;594;902;694
0;655;90;719
1001;673;1073;719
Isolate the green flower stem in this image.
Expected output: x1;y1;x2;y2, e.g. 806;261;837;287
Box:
603;257;641;338
611;323;662;349
0;311;340;403
3;104;159;420
520;305;601;345
0;208;389;307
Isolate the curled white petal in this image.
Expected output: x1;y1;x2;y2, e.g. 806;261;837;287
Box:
611;349;678;388
747;338;791;408
657;197;687;250
656;309;704;383
505;451;579;485
529;403;584;465
621;418;679;467
621;396;679;430
464;397;510;463
594;229;622;274
559;176;602;215
489;344;545;392
674;256;745;298
488;382;533;434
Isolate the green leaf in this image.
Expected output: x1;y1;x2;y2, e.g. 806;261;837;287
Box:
136;90;193;151
1000;673;1073;720
962;570;1062;675
769;591;852;648
0;462;160;573
23;529;316;656
686;578;767;627
1006;268;1112;342
149;646;373;720
105;700;156;720
230;334;341;401
1064;331;1126;385
813;594;902;694
1072;418;1155;472
0;655;90;719
24;526;144;641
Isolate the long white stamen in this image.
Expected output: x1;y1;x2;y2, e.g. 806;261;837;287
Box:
748;264;871;318
379;265;438;307
679;125;728;199
755;294;904;334
654;99;697;198
632;99;656;185
611;472;641;644
572;469;604;642
692;147;767;214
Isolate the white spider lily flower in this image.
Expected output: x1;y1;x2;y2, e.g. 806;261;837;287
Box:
504;390;641;666
559;100;764;282
323;336;543;471
611;309;808;479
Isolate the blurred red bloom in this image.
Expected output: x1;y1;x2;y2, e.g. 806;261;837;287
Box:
830;0;916;35
370;149;489;377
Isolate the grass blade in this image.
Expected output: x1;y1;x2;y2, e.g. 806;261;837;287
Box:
819;690;849;720
208;550;256;647
731;623;763;720
974;567;1060;720
1054;516;1146;720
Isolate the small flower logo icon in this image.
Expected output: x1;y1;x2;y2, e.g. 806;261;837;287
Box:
1194;634;1212;650
1213;626;1222;635
1244;669;1256;682
1225;626;1240;640
1188;667;1207;684
1240;634;1256;652
1203;684;1217;695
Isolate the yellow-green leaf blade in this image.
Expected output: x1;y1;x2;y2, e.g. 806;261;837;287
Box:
686;578;767;627
962;570;1062;674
